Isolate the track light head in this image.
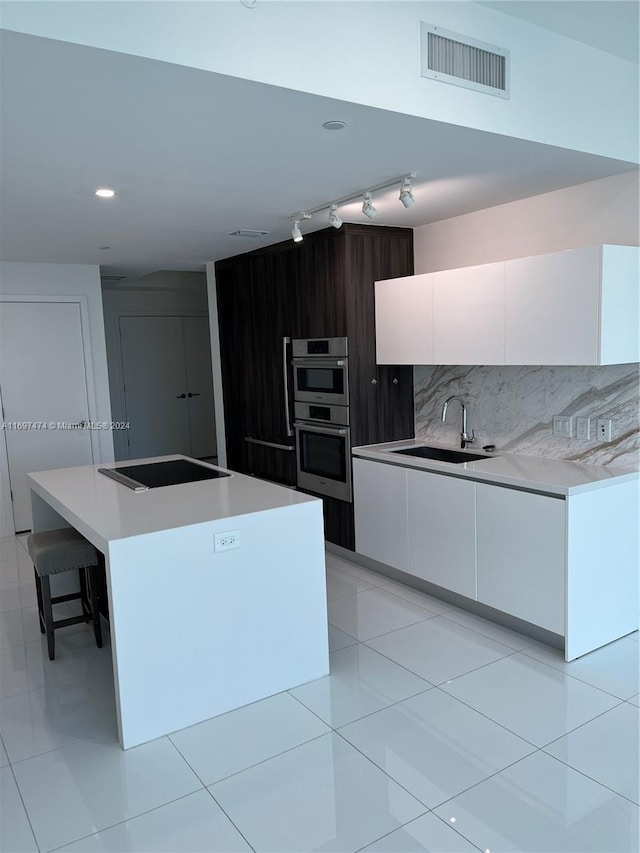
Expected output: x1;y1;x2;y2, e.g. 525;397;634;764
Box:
291;220;303;242
362;192;377;219
328;204;342;229
399;178;415;208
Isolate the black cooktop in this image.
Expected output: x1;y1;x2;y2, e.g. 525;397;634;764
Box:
99;460;231;490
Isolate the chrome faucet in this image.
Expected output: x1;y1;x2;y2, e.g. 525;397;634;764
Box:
441;395;475;449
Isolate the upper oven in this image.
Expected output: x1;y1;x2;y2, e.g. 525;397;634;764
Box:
292;337;349;407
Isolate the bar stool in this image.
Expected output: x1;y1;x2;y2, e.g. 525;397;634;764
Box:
27;528;103;661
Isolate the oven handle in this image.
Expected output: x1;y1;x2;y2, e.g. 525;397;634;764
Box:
291;358;346;368
295;422;348;437
283;336;294;438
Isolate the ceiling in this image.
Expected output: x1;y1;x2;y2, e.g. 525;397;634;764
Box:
0;22;637;279
478;1;639;64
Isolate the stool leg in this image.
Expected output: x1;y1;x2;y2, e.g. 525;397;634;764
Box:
87;568;103;649
34;568;45;634
40;575;55;661
78;567;91;621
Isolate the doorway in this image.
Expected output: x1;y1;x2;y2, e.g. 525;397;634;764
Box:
118;315;216;460
0;301;94;532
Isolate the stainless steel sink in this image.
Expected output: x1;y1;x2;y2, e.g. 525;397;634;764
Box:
391;446;493;464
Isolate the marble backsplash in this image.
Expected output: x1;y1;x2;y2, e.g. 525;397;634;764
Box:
414;364;640;468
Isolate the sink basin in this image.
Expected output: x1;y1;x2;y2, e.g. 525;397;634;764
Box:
391;446;493;464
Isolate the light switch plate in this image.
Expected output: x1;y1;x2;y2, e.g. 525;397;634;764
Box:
553;415;572;438
576;417;590;440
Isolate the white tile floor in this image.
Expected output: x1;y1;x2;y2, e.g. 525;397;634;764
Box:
0;537;638;852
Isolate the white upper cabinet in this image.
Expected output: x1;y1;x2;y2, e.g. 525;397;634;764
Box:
375;245;639;366
375;273;433;365
432;262;505;365
504;245;639;365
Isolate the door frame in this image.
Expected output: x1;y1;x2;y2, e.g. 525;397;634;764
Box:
0;294;102;534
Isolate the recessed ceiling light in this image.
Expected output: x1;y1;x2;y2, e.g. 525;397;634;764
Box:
322;120;346;131
95;188;115;198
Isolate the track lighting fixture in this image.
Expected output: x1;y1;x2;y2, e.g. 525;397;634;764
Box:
362;193;377;219
399;177;415;208
287;173;415;242
328;204;342;229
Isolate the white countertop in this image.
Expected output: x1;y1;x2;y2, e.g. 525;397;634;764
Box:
353;440;639;496
28;455;318;550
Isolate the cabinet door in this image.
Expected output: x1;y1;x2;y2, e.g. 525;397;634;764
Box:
407;470;476;598
505;248;600;365
216;253;298;483
432;263;504;364
476;484;565;634
354;458;408;571
375;274;433;365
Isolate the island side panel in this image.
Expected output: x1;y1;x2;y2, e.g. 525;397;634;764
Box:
106;498;328;749
565;480;640;661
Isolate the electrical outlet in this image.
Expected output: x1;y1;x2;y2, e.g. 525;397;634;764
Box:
596;418;612;442
576;417;590;440
552;415;572;438
214;530;240;552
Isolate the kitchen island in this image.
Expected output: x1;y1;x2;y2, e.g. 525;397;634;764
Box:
27;456;329;749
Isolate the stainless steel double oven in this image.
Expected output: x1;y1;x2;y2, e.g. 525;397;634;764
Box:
292;337;352;503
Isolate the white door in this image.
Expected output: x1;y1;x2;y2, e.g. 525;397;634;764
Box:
0;301;93;532
183;317;216;459
119;316;191;459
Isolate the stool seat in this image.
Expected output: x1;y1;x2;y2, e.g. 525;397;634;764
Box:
27;528;103;661
28;528;98;575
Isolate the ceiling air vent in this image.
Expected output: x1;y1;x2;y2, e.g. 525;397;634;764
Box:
421;23;509;99
229;229;270;238
100;275;127;282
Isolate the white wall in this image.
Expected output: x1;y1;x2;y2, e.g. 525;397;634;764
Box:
102;270;211;461
414;171;640;272
0;261;114;536
411;172;640;466
2;1;637;162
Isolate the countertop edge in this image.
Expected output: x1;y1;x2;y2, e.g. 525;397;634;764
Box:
352;442;639;497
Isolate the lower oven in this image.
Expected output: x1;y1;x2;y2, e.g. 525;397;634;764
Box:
294;419;352;503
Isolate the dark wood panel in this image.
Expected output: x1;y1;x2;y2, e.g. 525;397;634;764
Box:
216;223;415;551
344;227;415;447
323;495;355;550
292;229;348;338
215;263;247;472
244;441;296;486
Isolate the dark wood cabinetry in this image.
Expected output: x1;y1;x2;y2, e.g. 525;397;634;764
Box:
215;223;414;548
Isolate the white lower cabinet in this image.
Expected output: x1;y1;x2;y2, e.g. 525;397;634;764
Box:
353;458;408;571
353;455;637;659
476;483;565;634
407;469;477;599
